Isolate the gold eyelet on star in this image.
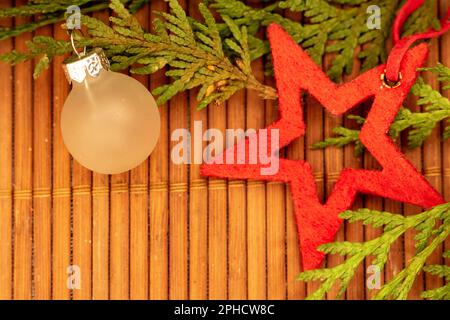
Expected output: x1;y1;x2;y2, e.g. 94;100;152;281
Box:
381;70;402;89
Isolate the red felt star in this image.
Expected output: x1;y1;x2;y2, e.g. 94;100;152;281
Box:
201;24;445;270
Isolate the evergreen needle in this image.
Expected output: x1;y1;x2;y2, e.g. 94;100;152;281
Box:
297;202;450;300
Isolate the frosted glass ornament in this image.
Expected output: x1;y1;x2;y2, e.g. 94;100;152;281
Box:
61;49;160;174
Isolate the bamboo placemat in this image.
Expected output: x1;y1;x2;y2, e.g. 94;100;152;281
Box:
0;0;448;300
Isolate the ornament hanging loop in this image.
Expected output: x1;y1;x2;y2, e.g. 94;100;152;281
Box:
69;29;87;58
63;17;109;84
385;0;450;84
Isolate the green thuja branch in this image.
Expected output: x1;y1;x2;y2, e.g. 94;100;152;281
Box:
401;0;441;37
279;0;396;78
394;77;450;147
297;202;450;300
312;115;364;156
0;0;276;107
421;251;450;300
0;36;74;79
210;0;437;79
0;0;149;41
420;64;450;140
313;65;450;152
374;220;449;300
0;0;443;110
142;0;277;107
0;0;440;109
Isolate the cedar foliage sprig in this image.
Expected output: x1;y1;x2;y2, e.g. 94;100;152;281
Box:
0;0;149;41
312;115;364;156
0;0;446;122
1;0;439;77
313;64;450;153
210;0;437;79
0;0;439;107
0;35;74;79
297;202;450;300
421;250;450;299
401;0;442;37
0;0;277;108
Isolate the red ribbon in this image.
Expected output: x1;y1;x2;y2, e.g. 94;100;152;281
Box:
386;0;450;83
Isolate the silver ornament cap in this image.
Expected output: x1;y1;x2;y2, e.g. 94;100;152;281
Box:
63;48;110;84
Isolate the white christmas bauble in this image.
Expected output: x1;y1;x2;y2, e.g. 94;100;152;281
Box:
61;69;160;174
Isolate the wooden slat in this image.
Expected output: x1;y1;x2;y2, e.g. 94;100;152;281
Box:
129;145;150;299
207;105;228;300
148;111;170;295
285;164;306;299
188;96;208;300
129;4;150;300
0;0;13;300
400;32;426;299
380;28;404;299
92;171;110;300
422;5;444;291
13;0;33;299
246;58;267;300
342;59;365;301
227;90;248;300
72;166;92;300
363;155;383;300
72;20;94;299
440;0;450;285
265;76;286;300
149;0;169;300
403;96;425;299
283;9;306;301
187;0;208;300
362;40;384;300
109;45;131;303
32;24;53;300
384;200;403;287
91;10;111;300
52;22;72;300
321;51;344;300
423;1;444;296
168;93;189;300
304;96;324;297
205;21;228;297
323;103;344;299
148;112;169;300
168;0;189;300
110;172;130;299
